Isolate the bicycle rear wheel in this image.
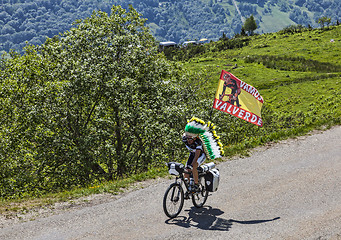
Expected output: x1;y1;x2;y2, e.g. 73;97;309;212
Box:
192;176;208;208
163;183;184;218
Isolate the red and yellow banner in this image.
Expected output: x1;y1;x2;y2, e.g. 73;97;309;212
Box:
213;70;264;127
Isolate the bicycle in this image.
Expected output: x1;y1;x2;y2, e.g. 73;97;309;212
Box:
163;161;216;218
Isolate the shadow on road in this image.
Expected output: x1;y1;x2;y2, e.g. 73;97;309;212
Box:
165;206;280;231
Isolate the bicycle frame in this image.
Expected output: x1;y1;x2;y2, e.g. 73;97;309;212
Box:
173;170;206;196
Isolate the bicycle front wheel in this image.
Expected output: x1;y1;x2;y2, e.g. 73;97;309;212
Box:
192;176;208;208
163;183;184;218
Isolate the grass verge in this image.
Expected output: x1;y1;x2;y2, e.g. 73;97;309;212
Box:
0;167;169;216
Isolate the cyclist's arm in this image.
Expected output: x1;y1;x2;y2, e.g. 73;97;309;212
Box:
193;149;201;164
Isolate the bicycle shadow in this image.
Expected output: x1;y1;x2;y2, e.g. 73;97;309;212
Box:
165;206;280;231
165;206;231;231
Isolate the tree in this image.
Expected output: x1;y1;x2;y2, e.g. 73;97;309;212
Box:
0;5;208;198
317;16;331;28
243;15;257;35
240;26;247;36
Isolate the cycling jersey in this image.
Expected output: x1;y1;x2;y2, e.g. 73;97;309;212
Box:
182;134;206;167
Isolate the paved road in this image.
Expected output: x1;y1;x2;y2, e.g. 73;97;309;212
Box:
1;126;341;240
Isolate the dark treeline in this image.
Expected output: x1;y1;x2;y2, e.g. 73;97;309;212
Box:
1;0;341;54
0;0;114;53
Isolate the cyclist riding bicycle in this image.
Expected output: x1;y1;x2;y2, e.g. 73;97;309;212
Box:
182;117;224;192
182;132;206;192
163;117;224;218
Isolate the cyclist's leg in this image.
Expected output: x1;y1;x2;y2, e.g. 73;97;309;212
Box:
192;153;206;184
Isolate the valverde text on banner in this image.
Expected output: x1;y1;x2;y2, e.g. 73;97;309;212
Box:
213;70;264;127
213;98;263;126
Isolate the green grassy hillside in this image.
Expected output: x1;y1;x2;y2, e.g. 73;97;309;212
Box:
180;26;340;156
193;26;339;116
183;25;340;105
258;7;295;33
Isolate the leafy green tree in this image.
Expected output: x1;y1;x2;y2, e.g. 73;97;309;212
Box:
0;5;208;198
243;15;257;36
317;16;331;28
240;26;247;36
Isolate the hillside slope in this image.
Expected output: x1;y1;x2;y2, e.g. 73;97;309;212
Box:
0;0;341;54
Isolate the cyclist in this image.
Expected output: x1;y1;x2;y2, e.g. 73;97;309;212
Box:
182;117;224;193
182;132;206;192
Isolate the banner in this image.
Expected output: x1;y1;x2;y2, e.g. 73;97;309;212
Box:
213;70;264;127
